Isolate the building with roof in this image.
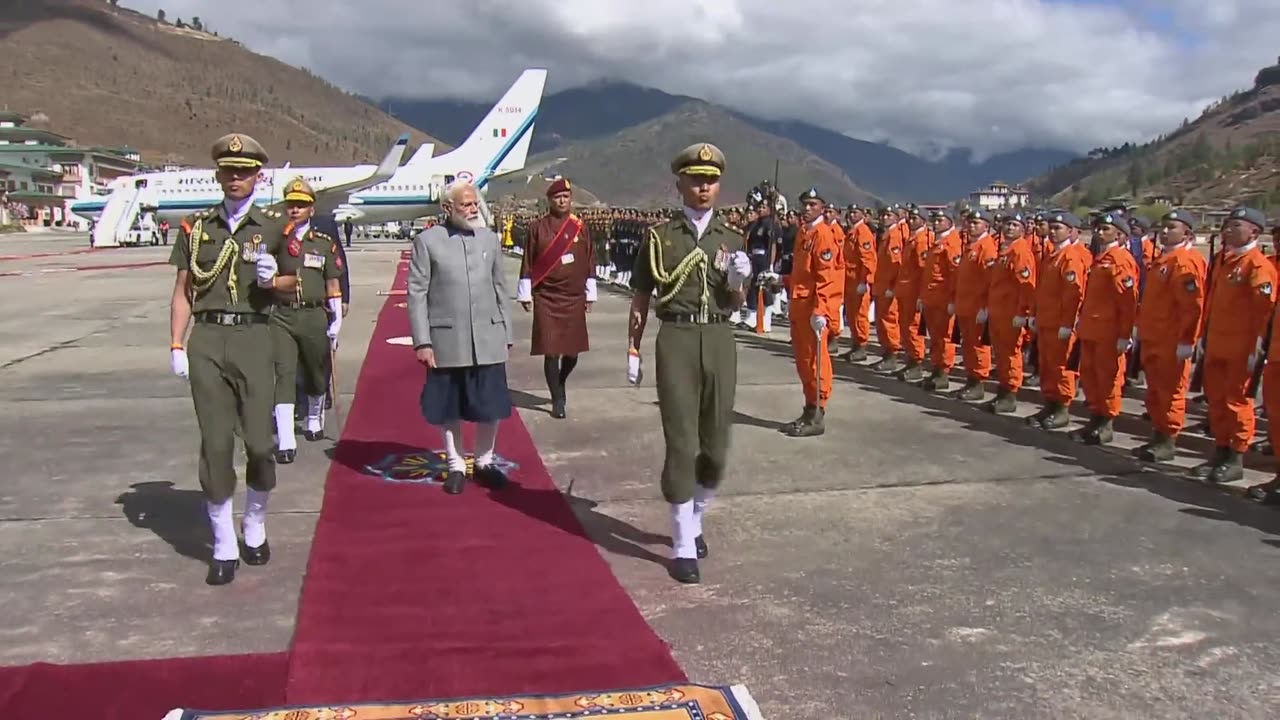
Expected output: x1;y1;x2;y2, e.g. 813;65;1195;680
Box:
0;112;142;228
968;182;1031;212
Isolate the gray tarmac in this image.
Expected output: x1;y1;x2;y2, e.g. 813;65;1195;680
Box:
2;231;1280;719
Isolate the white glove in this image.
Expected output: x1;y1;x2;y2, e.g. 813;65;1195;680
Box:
627;351;642;385
884;289;895;300
727;251;751;289
1027;317;1038;333
946;303;955;316
855;282;868;295
1012;316;1027;329
1117;338;1133;354
915;298;923;312
1058;326;1071;341
1176;343;1194;361
170;348;189;379
255;255;278;288
976;308;989;324
810;314;828;333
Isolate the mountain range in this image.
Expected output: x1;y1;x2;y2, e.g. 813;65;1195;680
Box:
379;82;1078;206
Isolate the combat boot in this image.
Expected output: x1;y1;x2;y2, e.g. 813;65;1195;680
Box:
844;344;868;363
1069;415;1104;443
786;405;816;433
1191;446;1228;480
1041;402;1070;430
1085;417;1114;446
983;388;1016;414
922;370;949;393
1025;403;1055;429
1207;448;1244;484
871;354;902;374
786;408;826;437
954;380;985;401
1137;432;1176;462
897;362;924;383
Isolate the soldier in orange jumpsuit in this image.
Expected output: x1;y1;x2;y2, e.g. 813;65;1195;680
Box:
1026;211;1092;430
785;187;845;438
920;209;963;392
1070;213;1140;445
872;205;907;373
1033;212;1052;260
1134;209;1207;461
953;209;998;401
1194;206;1276;483
895;207;933;381
982;211;1038;414
823;204;847;353
1248;222;1280;503
842;205;876;362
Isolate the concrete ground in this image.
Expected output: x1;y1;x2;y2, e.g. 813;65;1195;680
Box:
2;231;1280;719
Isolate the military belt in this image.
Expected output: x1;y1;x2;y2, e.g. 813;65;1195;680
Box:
657;312;730;325
281;300;324;309
195;311;270;326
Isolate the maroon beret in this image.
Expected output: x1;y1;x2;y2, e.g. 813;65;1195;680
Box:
546;178;572;197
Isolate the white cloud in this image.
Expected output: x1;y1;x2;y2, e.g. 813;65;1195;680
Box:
122;0;1280;158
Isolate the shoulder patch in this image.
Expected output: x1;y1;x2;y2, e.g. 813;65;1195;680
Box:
1122;276;1134;288
1184;278;1197;293
820;249;833;261
862;241;872;250
1019;266;1031;279
952;254;962;265
984;258;996;268
1065;270;1076;283
1261;282;1273;296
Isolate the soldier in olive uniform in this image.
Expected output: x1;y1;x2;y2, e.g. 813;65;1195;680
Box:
168;133;290;586
270;177;345;462
628;143;751;585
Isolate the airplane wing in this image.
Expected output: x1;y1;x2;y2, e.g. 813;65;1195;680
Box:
265;134;410;213
489;157;568;185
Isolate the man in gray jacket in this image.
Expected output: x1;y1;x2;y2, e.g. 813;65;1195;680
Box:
407;181;514;494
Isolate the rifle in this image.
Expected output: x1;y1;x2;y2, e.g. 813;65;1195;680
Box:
1188;236;1219;394
1247;307;1275;400
1066;335;1082;372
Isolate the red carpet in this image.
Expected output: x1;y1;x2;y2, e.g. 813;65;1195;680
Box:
0;253;684;716
285;257;684;703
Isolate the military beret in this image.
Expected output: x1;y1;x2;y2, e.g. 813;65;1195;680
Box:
879;205;896;215
671;143;725;177
212;133;267;169
932;208;955;222
1096;212;1131;235
1129;215;1150;231
1033;210;1047;222
1003;210;1027;224
283;176;315;203
798;187;825;203
1229;206;1266;230
967;209;992;223
546;177;572;197
1162;208;1196;231
1048;211;1082;229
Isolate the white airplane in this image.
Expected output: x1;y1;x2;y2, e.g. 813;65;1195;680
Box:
71;68;550;243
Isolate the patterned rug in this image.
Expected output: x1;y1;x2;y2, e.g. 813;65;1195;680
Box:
166;684;763;719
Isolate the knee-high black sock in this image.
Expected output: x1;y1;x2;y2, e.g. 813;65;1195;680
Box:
559;354;579;385
543;356;561;399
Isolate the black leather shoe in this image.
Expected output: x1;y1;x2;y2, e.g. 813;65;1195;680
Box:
474;463;509;490
669;558;700;584
206;559;239;586
443;470;466;494
241;540;270;566
695;535;709;559
304;430;323;442
550;400;566;419
275;449;296;464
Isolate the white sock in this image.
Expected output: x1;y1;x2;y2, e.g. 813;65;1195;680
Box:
763;312;773;332
745;311;757;327
274;404;296;451
474;421;498;467
442;421;467;472
207;499;238;561
670;500;697;559
305;394;324;433
242;488;269;548
692;486;714;539
729;310;741;324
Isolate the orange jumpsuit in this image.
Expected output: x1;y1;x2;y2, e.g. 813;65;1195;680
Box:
894;226;933;365
873;221;907;355
955;233;998;382
1263;307;1280;463
1136;244;1207;437
1034;240;1092;404
789;220;845;408
842;220;876;348
827;220;847;334
1077;244;1140;419
1202;246;1276;452
988;236;1038;392
921;227;963;373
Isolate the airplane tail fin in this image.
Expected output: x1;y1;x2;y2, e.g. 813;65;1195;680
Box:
437;69;547;189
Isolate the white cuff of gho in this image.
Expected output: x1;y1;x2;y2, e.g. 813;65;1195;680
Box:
326;297;342;315
517;278;532;302
585;277;598;302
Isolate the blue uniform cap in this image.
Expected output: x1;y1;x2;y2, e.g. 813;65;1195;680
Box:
1049;211;1082;229
1097;212;1131;236
1229;206;1266;230
1162;208;1196;232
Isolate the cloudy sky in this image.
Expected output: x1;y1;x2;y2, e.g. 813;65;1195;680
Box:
122;0;1280;159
